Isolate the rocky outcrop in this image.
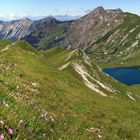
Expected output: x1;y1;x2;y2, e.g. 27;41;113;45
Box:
60;7;125;50
0;17;59;41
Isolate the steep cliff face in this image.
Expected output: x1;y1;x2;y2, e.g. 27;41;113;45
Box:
0;17;59;41
60;7;125;50
0;18;33;40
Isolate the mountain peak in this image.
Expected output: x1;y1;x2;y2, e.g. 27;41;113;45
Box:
107;8;123;14
92;6;105;14
38;16;58;23
91;7;123;16
94;6;104;11
21;18;32;22
43;16;56;20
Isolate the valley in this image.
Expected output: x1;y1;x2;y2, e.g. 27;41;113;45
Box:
0;5;140;140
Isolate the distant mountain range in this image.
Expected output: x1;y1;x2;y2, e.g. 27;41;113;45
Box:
0;17;60;41
22;7;124;49
0;7;123;42
0;6;140;64
0;15;80;41
55;15;80;21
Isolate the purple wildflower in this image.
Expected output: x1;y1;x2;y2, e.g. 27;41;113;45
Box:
7;128;13;135
0;134;4;140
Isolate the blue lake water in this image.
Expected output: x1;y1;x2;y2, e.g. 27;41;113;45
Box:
103;66;140;86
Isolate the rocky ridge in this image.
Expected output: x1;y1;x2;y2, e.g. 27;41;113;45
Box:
0;17;59;41
60;7;124;50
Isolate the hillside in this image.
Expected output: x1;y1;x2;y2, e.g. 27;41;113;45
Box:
0;17;60;41
87;13;140;66
0;40;140;139
22;7;140;68
23;22;70;49
0;6;140;64
23;7;125;50
60;7;124;50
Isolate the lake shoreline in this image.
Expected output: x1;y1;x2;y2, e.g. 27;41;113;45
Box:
103;66;140;86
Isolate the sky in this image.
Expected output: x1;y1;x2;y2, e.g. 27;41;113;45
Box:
0;0;140;20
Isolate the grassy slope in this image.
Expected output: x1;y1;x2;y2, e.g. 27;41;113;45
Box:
99;46;140;68
87;13;140;66
24;23;69;50
0;40;140;139
87;13;140;96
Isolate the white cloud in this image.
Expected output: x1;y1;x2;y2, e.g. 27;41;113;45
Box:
9;13;17;19
0;12;30;21
0;9;89;21
9;12;30;20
